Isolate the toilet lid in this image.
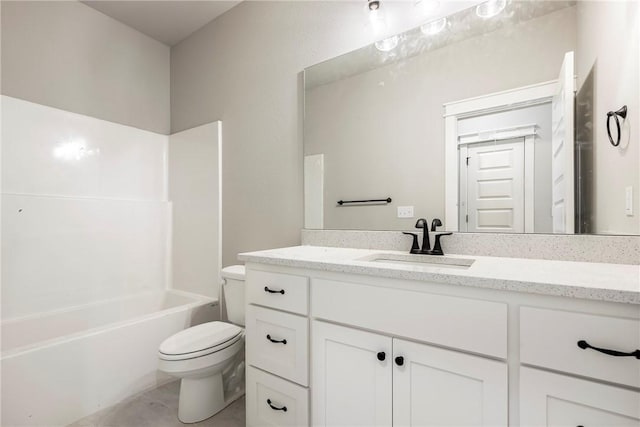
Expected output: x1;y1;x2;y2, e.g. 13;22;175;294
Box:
221;265;245;281
159;321;243;356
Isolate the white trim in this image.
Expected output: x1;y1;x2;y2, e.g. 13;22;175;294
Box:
458;124;537;145
216;121;224;322
444;115;459;231
524;134;535;233
217;120;223;285
458;144;469;232
444;81;557;232
443;80;558;118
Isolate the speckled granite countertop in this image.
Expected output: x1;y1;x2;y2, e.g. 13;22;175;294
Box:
239;246;640;304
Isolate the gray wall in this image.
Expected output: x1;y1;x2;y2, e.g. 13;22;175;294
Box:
576;1;639;235
171;2;581;264
1;1;170;134
171;1;385;266
304;7;575;231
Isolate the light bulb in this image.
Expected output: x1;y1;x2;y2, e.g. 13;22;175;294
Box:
366;0;387;34
476;0;506;18
420;17;447;36
415;0;440;16
375;35;399;52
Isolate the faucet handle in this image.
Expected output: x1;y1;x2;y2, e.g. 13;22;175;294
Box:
414;218;430;251
402;232;421;254
431;218;443;232
431;232;453;256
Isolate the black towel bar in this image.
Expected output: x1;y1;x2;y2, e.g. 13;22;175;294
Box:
337;197;392;205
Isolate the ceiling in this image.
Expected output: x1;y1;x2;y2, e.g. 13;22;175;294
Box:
82;1;241;46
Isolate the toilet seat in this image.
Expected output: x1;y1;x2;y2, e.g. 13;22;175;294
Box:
159;321;243;361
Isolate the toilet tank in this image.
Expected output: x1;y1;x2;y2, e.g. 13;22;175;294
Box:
221;265;246;327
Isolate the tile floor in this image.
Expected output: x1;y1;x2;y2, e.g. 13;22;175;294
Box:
68;381;245;427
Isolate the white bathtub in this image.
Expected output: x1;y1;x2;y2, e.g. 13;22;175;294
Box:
1;290;217;426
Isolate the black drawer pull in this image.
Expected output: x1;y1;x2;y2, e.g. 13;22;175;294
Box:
267;399;287;412
395;356;404;366
377;351;386;361
577;340;640;359
266;334;287;345
264;286;285;295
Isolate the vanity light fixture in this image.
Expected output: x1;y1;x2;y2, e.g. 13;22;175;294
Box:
476;0;506;18
368;0;380;11
420;17;448;36
375;35;399;52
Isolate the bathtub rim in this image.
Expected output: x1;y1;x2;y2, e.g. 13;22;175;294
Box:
1;289;217;359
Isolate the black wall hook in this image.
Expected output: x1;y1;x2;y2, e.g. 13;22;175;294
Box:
607;105;627;147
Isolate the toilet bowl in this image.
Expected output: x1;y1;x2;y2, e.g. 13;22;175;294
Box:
158;265;246;423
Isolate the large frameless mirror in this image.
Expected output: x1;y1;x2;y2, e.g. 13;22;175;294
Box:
303;0;639;235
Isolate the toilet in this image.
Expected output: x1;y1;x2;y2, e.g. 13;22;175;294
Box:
158;265;246;423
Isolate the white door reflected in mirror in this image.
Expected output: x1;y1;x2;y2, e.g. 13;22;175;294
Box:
462;139;525;233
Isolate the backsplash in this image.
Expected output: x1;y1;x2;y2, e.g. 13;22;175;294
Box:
301;230;640;265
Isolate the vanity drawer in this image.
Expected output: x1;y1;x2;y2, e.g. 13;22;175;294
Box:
312;279;507;358
247;269;309;315
246;305;309;386
246;366;309;427
520;366;640;427
520;307;640;388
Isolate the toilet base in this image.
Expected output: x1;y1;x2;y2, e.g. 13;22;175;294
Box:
178;373;225;423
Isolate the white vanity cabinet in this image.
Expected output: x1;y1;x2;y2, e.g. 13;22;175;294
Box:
244;269;311;427
393;338;507;427
311;321;392;426
242;258;640;427
520;367;640;426
311;321;508;427
519;307;640;427
520;307;640;388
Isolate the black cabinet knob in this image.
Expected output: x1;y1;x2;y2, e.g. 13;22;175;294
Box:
377;351;386;361
395;356;404;366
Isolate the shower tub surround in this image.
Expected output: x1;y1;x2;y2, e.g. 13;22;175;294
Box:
1;96;171;319
0;96;220;426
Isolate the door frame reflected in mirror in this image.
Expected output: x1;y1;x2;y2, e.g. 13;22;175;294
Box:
444;80;559;232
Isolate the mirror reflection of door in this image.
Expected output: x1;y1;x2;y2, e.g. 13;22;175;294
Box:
453;51;576;235
551;51;576;234
462;139;525;233
455;105;552;235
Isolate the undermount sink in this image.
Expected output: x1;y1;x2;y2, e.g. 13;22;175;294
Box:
357;253;475;269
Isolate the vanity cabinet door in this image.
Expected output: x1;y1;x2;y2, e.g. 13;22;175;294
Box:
393;338;508;427
520;367;640;427
311;321;392;427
